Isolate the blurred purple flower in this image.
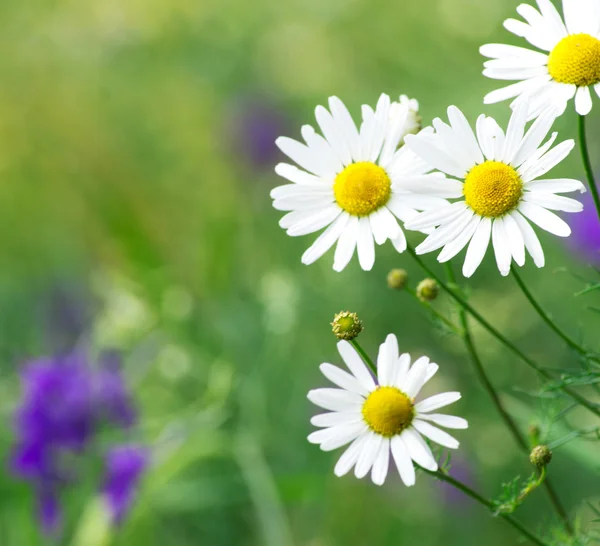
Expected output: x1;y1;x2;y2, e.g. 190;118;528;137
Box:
567;192;600;264
11;351;143;533
103;445;148;524
226;96;289;170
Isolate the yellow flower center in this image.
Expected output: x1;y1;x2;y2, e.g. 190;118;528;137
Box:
548;33;600;86
362;386;414;437
334;162;391;216
463;161;523;218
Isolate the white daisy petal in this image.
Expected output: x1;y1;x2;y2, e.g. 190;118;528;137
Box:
371;438;391;486
308;421;366;449
437;215;482;263
512;105;559;167
337;340;376;391
377;334;400;386
390;435;416;486
575;86;593;116
369;207;401;244
480;43;549;63
333;215;360;271
502;101;529;164
525;178;586;193
355;432;383;479
276;136;335;178
369;94;391;163
307;388;364;412
415;210;475;255
311;412;363;428
462;216;492;278
402;356;431;398
412;420;460;449
320;422;369;451
286;206;342;237
503;213;526;267
356;217;376;271
301;213;350;266
328;96;361;162
519;139;575;182
334;433;369;477
424;363;439;385
396;175;463;198
416;392;461;413
536;0;568;39
319;363;371;396
518;201;572;237
315;104;352;166
301;124;345;177
511;211;545;267
417;413;469;429
275;163;325;185
523;192;583;212
405;202;468;231
390;228;408;253
491;217;513;276
402;428;438;471
483;76;551;105
393;353;412;388
483;66;550;81
447;106;484;165
404;134;467;178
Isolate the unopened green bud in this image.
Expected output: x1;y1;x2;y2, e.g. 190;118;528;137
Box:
416;278;439;302
331;311;363;341
387;269;408;290
530;445;552;467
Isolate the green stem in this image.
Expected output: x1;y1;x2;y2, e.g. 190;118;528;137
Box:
445;265;573;535
578;114;600;223
511;266;599;364
405;286;463;335
406;245;600;419
350;339;377;374
425;469;548;546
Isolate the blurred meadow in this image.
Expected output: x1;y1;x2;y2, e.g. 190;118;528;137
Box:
0;0;599;545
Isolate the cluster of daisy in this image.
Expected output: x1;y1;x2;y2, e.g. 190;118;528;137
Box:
270;0;597;489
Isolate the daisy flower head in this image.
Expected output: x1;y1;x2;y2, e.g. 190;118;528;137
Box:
307;335;467;486
481;0;600;118
271;94;450;272
403;103;585;277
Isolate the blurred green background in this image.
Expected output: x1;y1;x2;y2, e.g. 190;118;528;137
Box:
0;0;599;544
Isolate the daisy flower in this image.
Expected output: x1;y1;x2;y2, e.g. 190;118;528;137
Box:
271;94;450;272
307;335;466;486
403;103;585;277
481;0;600;118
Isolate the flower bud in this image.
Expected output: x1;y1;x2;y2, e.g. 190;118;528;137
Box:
331;311;363;341
416;279;439;302
387;269;408;290
530;445;552;467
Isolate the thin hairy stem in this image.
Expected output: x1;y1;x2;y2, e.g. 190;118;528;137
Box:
425;469;548;546
350;339;377;374
406;245;600;418
578;114;600;223
445;265;573;534
511;266;599;364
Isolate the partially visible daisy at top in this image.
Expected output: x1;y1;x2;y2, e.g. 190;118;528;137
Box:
481;0;600;118
403;103;585;277
270;94;450;272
